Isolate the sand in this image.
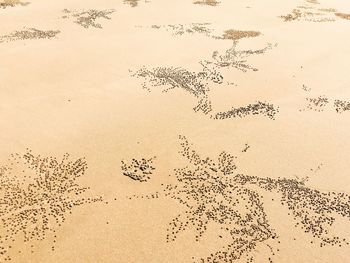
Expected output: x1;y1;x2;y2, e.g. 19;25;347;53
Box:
1;0;350;262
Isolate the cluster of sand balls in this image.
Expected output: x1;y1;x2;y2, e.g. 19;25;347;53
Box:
300;96;329;112
133;65;280;120
145;136;278;262
121;157;156;182
133;66;220;96
0;28;60;43
213;101;279;120
235;174;350;247
334;99;350;113
192;95;212;115
0;150;102;261
133;66;278;119
132;28;278;120
131;135;350;262
132;66;223;114
62;9;116;29
300;96;350;114
204;29;273;73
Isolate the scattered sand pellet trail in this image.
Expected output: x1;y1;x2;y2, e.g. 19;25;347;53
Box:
1;0;350;262
0;0;29;8
193;0;220;6
0;28;60;43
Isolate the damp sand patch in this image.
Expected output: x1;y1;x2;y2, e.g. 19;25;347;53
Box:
335;12;350;20
124;0;139;7
123;0;150;8
219;29;261;41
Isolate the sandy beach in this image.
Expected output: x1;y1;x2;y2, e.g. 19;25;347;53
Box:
1;0;350;262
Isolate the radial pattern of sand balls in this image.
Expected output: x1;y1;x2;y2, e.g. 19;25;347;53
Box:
204;42;273;72
131;136;278;262
164;136;279;262
0;150;102;260
129;135;350;262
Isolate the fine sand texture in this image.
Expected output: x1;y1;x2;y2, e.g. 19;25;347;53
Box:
1;0;350;262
